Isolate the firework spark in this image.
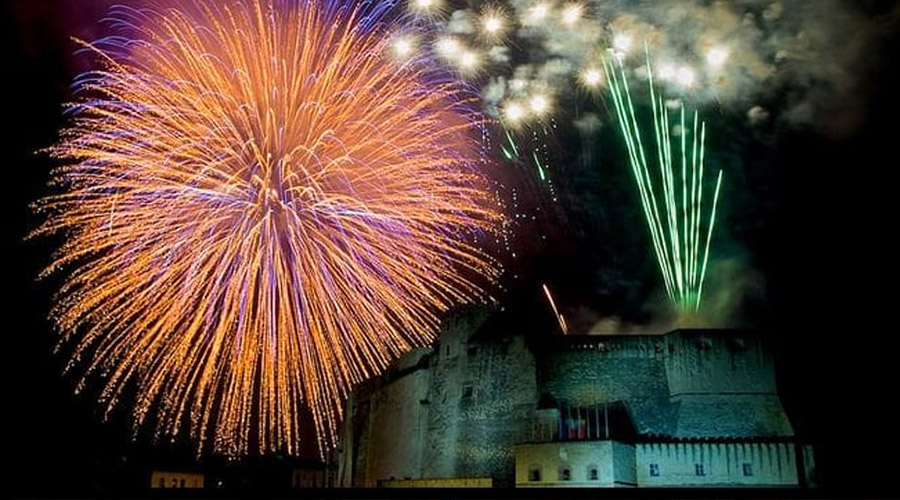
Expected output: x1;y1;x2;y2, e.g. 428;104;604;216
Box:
32;0;500;456
579;66;603;90
541;283;568;334
603;47;723;313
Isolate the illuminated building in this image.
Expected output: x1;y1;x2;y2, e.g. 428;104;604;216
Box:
337;308;814;488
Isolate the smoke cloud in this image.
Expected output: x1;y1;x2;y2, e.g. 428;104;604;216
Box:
472;0;883;136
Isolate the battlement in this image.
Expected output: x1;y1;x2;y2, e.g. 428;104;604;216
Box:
338;325;798;488
537;329;763;356
538;333;665;359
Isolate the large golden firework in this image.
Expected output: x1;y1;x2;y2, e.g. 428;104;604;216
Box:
33;0;500;455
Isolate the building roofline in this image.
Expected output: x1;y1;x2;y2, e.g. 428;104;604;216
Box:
513;435;799;447
536;328;758;342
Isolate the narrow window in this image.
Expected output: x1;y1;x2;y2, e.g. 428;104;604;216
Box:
462;382;474;401
649;463;660;477
743;463;754;476
558;467;571;481
587;465;599;480
695;463;706;476
529;467;542;482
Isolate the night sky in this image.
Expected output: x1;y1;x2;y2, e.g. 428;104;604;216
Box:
4;0;899;496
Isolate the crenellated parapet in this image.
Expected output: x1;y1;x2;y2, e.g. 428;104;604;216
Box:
337;317;805;488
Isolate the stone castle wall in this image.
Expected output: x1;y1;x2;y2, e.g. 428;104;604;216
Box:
635;441;798;486
423;334;537;486
662;331;776;395
338;326;797;487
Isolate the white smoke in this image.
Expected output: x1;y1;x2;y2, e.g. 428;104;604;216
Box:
417;0;881;135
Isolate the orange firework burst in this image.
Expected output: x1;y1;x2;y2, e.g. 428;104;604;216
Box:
32;0;500;455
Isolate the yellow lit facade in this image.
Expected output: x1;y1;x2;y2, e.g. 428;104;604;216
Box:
150;471;204;488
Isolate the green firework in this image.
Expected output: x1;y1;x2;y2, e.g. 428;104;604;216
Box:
603;49;724;313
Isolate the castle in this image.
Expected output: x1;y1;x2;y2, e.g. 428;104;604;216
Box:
336;307;814;488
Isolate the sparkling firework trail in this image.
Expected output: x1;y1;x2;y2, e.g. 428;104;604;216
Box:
32;0;500;456
603;47;723;312
541;283;567;334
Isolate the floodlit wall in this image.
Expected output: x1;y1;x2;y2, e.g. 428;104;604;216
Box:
337;326;805;488
514;441;636;487
635;442;798;487
423;333;538;487
537;336;672;434
359;363;431;485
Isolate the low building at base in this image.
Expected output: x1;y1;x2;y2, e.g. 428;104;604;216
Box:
336;308;815;488
150;470;204;488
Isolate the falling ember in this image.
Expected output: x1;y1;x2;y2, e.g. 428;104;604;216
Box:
32;0;500;456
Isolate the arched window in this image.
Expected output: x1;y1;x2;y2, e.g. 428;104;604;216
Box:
587;464;599;481
528;466;542;482
558;467;571;481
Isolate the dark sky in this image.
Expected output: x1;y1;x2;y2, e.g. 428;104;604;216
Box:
3;0;898;496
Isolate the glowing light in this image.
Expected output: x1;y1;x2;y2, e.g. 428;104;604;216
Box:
613;34;633;53
458;50;480;71
676;65;695;87
410;0;441;15
509;78;528;92
34;0;500;457
526;2;551;24
503;101;526;123
435;37;461;59
581;67;603;88
391;36;416;59
528;94;550;115
481;12;506;37
657;61;677;82
706;46;729;68
560;3;583;26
